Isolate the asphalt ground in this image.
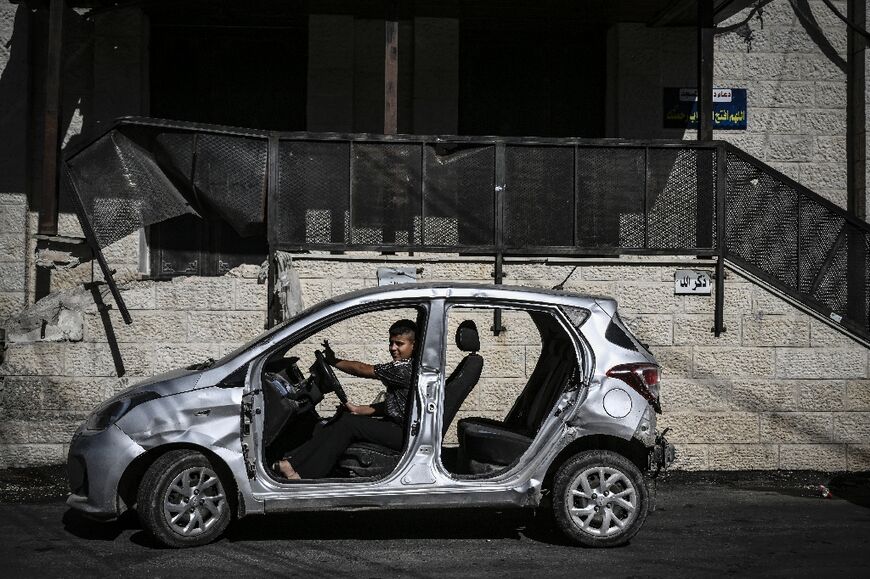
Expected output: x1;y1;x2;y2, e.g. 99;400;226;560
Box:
1;466;869;578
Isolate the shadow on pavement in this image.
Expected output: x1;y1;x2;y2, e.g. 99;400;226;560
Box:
62;509;140;541
827;472;870;508
224;507;571;546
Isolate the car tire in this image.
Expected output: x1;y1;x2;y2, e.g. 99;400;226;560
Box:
552;450;649;547
137;449;232;548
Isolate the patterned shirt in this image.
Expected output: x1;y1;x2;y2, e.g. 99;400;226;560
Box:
373;358;414;424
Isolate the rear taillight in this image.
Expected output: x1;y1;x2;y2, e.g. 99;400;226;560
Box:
606;363;661;414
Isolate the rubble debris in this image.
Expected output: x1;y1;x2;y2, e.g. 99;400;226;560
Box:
34;247;82;271
3;285;108;343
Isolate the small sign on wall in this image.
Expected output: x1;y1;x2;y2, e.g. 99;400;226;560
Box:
663;87;747;130
674;269;712;295
377;267;418;286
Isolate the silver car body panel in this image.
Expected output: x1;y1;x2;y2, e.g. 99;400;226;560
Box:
66;424;145;517
67;283;663;519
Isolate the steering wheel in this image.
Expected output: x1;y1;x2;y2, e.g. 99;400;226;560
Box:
313;349;348;405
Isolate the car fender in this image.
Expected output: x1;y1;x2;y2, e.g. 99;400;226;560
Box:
115;387;264;515
566;378;648;441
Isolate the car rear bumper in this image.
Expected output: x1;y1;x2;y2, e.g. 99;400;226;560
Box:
66;424;145;519
650;429;676;475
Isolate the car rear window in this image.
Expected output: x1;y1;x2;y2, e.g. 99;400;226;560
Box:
605;315;638;351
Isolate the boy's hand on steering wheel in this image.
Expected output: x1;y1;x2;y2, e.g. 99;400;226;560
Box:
322;340;339;366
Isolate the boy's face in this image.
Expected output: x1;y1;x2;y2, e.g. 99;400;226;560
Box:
388;331;415;361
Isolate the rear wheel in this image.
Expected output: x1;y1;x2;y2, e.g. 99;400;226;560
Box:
137;449;232;548
552;450;648;547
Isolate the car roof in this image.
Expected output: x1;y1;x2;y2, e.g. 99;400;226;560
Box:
328;281;616;311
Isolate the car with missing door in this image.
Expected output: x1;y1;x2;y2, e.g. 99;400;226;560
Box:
66;283;674;548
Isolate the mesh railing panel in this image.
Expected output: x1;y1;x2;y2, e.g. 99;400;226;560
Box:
193;134;268;237
272;140;350;246
65;129;196;248
798;196;846;295
866;235;870;334
647;148;716;250
153;131;195;183
351;143;422;245
726;154;799;288
503;145;575;248
575;147;645;248
423;144;495;247
726;148;870;335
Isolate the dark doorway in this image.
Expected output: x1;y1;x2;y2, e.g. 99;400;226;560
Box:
458;16;606;138
150;22;307;131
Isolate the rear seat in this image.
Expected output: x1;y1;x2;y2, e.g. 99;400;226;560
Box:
457;340;575;474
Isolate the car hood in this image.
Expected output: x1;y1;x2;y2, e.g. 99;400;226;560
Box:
106;367;204;404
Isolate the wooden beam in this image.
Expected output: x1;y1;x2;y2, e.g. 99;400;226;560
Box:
38;0;64;235
384;7;398;135
696;0;714;141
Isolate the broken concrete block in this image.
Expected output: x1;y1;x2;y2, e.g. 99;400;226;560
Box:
3;285;106;343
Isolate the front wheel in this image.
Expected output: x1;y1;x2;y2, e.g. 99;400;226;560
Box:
552;450;649;547
137;449;232;548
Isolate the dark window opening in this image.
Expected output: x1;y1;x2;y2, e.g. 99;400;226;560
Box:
149;14;308;131
149;215;267;278
147;8;307;275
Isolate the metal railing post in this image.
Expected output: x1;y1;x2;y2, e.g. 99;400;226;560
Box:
714;143;726;336
266;134;279;328
493;142;506;335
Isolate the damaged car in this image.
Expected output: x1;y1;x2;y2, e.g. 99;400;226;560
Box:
66;283;675;548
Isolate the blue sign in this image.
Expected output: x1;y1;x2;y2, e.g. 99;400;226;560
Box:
663;87;747;130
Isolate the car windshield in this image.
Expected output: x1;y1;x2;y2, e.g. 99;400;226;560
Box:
214;299;337;366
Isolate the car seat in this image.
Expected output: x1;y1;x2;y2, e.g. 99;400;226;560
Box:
456;332;575;475
336;320;484;478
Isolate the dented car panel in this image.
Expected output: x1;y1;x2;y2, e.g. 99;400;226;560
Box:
67;283;674;547
67;424;145;518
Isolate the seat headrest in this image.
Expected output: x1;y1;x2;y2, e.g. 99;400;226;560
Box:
455;320;480;352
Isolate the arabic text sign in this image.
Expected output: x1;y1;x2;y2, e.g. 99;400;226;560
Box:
664;87;747;130
674;269;712;295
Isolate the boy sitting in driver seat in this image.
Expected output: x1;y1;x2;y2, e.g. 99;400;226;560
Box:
273;319;417;479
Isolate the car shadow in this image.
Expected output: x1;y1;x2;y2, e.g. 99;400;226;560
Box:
62;509;140;541
826;472;870;508
224;507;574;546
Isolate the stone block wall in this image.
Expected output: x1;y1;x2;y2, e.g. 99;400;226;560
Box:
713;0;857;210
609;0;862;211
0;193;27;323
1;257;868;470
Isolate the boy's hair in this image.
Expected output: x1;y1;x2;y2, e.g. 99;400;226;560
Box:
389;319;418;339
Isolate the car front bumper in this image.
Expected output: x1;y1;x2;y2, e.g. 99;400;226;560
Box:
66;423;145;519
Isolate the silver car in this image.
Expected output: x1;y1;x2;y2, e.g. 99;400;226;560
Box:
67;283;674;548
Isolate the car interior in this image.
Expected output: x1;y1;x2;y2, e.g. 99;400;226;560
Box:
444;307;579;477
258;306;426;481
257;303;578;482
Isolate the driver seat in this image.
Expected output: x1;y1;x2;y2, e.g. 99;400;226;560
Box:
336;320;484;478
